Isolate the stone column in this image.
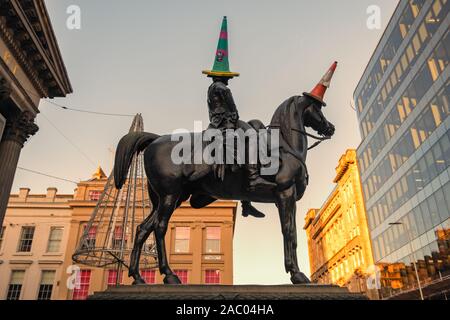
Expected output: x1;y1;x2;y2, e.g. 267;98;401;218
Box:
0;110;39;227
0;75;11;102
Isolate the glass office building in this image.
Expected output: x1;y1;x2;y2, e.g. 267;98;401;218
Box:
354;0;449;299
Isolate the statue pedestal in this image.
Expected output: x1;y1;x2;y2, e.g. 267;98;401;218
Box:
89;284;368;300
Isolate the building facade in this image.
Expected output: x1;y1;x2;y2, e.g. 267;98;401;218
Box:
0;0;72;227
0;187;73;300
0;168;237;300
354;0;450;299
304;150;375;296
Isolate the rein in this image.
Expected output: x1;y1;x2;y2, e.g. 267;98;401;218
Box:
268;125;331;150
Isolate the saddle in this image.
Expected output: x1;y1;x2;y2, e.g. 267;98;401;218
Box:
212;119;276;181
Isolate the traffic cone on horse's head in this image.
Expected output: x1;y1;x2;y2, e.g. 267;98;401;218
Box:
202;16;240;78
303;61;338;107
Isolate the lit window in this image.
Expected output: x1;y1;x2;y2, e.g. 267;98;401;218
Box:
47;227;63;253
174;270;188;284
205;270;220;284
88;190;102;201
17;226;35;252
0;226;5;251
360;251;365;266
7;270;25;300
37;271;55;300
205;227;221;253
141;269;156;284
107;270;123;287
174;227;190;253
72;270;91;300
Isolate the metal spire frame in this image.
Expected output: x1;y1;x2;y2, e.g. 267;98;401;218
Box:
72;114;157;284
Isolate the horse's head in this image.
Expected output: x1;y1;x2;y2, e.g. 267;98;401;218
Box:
301;96;335;137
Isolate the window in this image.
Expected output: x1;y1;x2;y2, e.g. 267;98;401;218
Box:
37;271;55;300
82;226;97;249
141;270;156;284
205;227;221;253
420;200;433;231
205;270;220;284
17;226;35;252
427;195;441;228
0;226;5;251
7;270;25;300
174;227;190;253
174;270;188;284
47;227;63;253
72;270;91;300
88;190;102;201
107;270;123;287
143;235;156;254
113;226;127;250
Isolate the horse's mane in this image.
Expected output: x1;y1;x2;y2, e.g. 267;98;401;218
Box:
269;96;302;148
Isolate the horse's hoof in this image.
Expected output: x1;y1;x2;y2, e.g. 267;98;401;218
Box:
132;276;146;285
164;274;182;285
291;272;311;284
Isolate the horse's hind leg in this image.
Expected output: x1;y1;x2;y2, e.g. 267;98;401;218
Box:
129;182;159;284
129;211;157;284
154;193;182;284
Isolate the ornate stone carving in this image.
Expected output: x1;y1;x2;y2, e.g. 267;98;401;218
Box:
0;12;48;98
0;75;12;102
3;111;39;146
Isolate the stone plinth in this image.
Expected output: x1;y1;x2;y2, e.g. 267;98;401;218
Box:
89;284;368;300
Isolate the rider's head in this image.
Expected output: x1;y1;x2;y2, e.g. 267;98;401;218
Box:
211;76;231;85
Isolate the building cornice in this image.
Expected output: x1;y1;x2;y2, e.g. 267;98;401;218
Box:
333;149;356;183
0;10;47;97
0;0;72;98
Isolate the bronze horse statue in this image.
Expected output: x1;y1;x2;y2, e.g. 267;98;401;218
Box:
113;94;335;285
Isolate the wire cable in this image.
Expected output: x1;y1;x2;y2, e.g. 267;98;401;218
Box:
39;112;97;167
24;88;134;117
42;99;135;117
17;166;78;184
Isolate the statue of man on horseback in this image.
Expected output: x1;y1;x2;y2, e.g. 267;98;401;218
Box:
113;16;336;286
202;17;277;218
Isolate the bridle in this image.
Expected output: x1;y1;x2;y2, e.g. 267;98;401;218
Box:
268;125;331;150
289;126;332;150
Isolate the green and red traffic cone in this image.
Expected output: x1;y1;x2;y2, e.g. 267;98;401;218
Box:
202;16;240;78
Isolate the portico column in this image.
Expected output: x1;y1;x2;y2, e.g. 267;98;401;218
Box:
0;106;39;226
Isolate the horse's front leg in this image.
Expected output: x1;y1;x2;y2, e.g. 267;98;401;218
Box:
276;185;310;284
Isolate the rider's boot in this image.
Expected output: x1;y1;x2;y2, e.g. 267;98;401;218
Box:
241;201;265;218
247;164;277;191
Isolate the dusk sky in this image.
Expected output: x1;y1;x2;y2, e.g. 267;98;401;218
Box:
13;0;398;284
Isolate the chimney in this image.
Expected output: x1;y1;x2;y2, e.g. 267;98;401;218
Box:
18;188;30;201
46;188;58;201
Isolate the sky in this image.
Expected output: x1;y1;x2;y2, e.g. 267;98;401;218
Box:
12;0;398;284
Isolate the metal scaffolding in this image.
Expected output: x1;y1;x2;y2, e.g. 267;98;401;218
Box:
72;114;157;283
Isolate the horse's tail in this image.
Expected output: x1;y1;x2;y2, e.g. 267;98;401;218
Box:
114;132;160;189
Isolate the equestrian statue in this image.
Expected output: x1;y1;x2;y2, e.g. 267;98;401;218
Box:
113;17;336;285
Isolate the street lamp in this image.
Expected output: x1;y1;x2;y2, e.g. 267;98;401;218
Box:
388;222;424;300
